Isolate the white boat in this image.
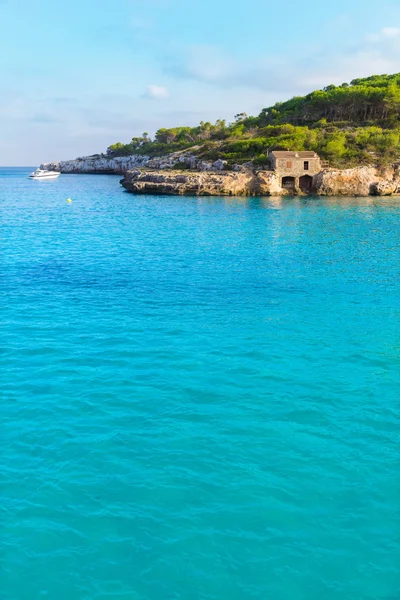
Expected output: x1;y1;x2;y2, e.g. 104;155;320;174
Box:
29;168;60;180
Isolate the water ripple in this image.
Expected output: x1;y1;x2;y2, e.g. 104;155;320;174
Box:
1;169;399;600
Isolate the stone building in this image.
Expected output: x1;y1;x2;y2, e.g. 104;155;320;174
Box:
270;151;321;193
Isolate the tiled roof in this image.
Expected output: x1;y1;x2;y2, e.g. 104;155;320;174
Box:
271;151;318;158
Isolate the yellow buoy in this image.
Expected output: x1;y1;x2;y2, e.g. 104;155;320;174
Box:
67;198;72;203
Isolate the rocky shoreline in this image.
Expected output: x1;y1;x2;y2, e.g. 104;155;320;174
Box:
41;149;232;175
42;152;400;197
121;166;400;197
120;169;283;196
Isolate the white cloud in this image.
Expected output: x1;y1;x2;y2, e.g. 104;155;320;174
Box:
165;44;296;93
164;25;400;95
381;27;400;38
366;26;400;41
144;85;169;100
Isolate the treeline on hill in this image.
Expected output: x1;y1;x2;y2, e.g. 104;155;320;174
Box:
107;74;400;168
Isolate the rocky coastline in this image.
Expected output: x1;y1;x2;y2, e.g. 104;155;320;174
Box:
42;152;400;197
41;149;232;175
120;165;400;197
120;169;284;196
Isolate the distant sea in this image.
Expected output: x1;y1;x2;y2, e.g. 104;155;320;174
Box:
1;166;399;600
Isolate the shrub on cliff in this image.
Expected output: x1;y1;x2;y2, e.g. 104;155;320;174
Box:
106;73;400;167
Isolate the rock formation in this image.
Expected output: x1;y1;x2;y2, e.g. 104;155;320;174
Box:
42;149;400;197
370;180;399;196
120;169;287;196
41;155;148;174
120;166;400;197
312;167;379;196
312;166;399;196
257;171;288;196
41;149;230;175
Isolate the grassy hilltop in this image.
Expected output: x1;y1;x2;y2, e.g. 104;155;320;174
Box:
107;74;400;168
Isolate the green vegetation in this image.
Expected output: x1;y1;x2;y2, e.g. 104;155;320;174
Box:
107;74;400;168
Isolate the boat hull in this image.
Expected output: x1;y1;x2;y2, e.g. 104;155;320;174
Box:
29;172;60;180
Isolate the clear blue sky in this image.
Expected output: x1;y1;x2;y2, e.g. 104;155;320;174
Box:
1;0;399;164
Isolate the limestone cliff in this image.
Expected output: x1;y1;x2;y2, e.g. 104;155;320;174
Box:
312;166;399;196
121;166;400;197
370;180;399;196
41;149;230;175
42;149;400;197
41;155;149;174
121;169;286;196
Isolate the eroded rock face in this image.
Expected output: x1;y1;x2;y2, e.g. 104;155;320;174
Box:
233;162;255;172
122;166;400;197
42;150;400;197
312;167;379;196
41;150;229;175
370;180;399;196
312;166;400;196
41;155;149;174
121;169;287;196
257;171;287;196
121;170;256;196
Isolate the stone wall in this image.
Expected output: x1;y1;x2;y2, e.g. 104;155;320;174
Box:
274;157;321;177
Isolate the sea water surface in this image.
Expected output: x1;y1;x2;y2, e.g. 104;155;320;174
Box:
1;167;399;600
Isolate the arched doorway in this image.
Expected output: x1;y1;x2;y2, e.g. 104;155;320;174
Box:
282;176;295;193
299;175;313;193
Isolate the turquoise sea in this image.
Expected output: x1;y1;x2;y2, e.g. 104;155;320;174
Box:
1;167;399;600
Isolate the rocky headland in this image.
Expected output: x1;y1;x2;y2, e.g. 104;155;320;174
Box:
120;164;400;197
41;149;232;175
42;151;400;197
41;72;400;197
120;169;283;196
